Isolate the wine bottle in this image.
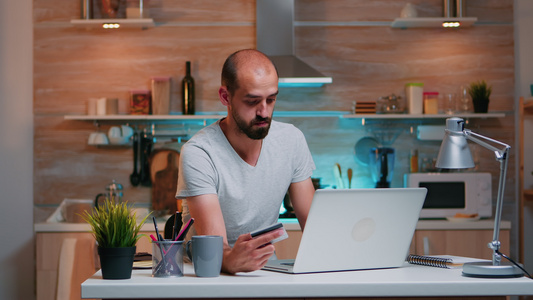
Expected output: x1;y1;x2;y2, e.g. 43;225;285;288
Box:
181;61;195;115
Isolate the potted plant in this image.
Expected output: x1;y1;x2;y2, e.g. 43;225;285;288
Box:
81;198;150;279
468;80;492;113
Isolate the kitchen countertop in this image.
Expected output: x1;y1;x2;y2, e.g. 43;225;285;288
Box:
81;262;533;299
34;218;511;232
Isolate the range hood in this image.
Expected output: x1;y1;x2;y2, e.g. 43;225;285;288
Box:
256;0;332;87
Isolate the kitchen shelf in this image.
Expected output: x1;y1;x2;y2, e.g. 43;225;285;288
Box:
391;17;478;29
65;111;506;122
70;18;155;29
64;114;225;121
63;111;352;122
342;112;506;119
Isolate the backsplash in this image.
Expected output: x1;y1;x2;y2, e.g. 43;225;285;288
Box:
33;0;515;222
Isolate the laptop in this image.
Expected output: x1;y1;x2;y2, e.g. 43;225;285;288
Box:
263;188;427;274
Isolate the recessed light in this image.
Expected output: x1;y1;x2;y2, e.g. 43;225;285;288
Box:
102;23;120;29
442;21;460;28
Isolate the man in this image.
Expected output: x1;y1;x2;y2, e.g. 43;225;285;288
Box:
176;49;316;274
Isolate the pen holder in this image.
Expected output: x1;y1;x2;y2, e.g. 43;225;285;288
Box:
151;240;184;277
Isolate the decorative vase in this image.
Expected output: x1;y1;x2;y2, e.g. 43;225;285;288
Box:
98;246;136;279
472;98;489;113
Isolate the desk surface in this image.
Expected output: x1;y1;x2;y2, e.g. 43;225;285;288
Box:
82;263;533;299
36;219;511;232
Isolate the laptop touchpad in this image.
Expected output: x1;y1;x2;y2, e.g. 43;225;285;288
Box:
351;217;376;242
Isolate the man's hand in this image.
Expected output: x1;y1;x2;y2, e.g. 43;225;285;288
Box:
222;228;284;274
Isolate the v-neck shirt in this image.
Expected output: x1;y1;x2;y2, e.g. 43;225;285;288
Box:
176;119;315;246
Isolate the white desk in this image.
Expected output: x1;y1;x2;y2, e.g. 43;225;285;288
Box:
82;263;533;299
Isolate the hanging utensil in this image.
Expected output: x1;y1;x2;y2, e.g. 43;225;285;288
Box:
333;163;344;189
140;133;153;187
130;131;141;186
347;168;353;189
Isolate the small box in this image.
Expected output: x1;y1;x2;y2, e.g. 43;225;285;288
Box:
423;92;439;114
130;90;151;115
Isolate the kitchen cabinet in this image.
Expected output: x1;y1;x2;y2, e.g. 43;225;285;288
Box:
519;97;533;262
36;231;155;300
275;221;511;261
35;220;510;300
413;229;509;259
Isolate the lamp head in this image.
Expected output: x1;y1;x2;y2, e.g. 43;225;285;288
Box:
435;117;475;169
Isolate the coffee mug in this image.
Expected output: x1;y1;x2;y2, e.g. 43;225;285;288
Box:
186;235;223;277
88;132;109;145
108;126;122;138
121;125;134;138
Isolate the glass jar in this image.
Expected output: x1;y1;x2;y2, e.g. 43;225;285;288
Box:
423;92;439;114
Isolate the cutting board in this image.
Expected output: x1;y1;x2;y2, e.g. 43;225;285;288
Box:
150;149;180;213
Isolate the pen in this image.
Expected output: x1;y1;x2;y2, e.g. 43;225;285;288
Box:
152;216;162;241
175;218;194;241
152;217;167;272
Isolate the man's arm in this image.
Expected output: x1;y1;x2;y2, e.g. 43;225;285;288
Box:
186;194;283;274
287;177;315;231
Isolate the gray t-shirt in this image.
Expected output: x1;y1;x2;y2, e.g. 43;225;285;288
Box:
176;119;315;246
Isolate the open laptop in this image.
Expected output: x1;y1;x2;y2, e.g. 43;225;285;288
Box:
264;188;427;274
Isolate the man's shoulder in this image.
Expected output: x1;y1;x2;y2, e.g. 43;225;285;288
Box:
270;120;300;134
181;120;222;151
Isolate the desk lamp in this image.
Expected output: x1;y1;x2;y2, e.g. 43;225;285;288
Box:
436;117;523;278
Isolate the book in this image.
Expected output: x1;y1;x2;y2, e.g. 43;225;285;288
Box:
406;254;490;269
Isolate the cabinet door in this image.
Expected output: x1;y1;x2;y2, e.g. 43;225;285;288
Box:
36;231;156;300
36;232;97;300
274;230;302;259
414;230;510;259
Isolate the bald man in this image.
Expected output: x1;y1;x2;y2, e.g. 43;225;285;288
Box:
176;49;316;274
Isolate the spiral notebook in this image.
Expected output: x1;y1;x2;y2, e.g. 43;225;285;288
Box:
406;254;490;269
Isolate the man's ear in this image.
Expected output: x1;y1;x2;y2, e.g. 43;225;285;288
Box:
219;86;230;107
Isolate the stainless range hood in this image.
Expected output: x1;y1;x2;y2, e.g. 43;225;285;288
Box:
256;0;332;88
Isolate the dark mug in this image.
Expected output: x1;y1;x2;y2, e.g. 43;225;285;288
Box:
186;235;223;277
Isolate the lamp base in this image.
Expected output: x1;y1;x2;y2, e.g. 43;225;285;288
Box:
462;261;524;278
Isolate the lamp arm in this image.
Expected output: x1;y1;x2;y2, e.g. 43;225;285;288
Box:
463;129;510;266
463;130;510;157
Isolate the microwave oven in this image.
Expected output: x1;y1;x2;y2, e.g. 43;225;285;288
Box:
404;172;492;219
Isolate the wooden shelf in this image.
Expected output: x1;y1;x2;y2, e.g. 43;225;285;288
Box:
64;114;225;121
391;17;478;28
342;112;506;119
65;111;506;122
70;18;155;29
64;111;354;122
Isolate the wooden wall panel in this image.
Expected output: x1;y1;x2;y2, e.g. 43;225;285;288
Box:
34;25;255;115
33;0;517;228
290;25;514;112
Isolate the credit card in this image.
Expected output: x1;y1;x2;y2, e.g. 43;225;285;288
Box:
250;222;288;244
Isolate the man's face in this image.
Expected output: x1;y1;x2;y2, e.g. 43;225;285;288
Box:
227;68;278;140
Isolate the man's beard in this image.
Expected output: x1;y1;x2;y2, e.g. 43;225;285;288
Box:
231;110;272;140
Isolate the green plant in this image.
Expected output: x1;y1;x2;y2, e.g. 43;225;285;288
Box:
81;198;150;248
468;80;492;101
